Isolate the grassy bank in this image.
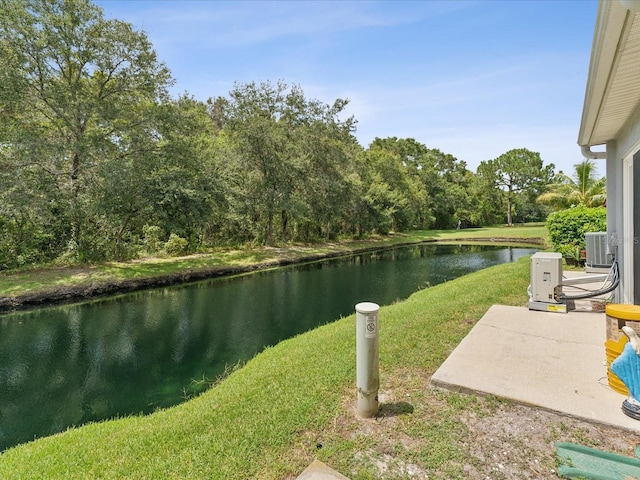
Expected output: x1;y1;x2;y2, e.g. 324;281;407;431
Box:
0;257;534;479
0;224;547;300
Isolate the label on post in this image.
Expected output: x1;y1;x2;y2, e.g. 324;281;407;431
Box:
365;314;378;338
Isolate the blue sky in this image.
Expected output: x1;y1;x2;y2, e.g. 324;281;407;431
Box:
96;0;600;176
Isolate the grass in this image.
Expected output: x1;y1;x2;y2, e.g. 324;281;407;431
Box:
0;224;548;299
0;256;534;479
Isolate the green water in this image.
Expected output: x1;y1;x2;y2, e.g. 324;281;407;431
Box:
0;244;536;450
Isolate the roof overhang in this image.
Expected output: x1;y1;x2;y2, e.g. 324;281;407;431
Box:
578;1;640;148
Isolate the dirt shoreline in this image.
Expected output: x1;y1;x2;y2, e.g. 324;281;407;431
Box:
0;250;351;313
0;237;545;314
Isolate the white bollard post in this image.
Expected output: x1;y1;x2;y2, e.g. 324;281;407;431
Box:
355;302;380;418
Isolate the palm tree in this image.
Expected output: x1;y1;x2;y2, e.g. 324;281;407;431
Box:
536;159;606;209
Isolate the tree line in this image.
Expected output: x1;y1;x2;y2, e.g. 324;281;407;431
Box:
0;0;556;270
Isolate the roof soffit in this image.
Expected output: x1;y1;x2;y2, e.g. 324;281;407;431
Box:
592;12;640;145
578;1;640;147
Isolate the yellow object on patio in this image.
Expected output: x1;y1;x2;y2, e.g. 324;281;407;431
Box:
605;335;628;395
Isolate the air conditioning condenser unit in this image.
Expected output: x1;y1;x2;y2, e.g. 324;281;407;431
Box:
528;252;566;312
585;232;611;271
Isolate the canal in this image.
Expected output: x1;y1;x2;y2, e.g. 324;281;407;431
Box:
0;243;536;451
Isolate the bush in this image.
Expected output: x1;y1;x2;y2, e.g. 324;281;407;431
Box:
546;206;606;257
164;233;189;257
143;225;163;254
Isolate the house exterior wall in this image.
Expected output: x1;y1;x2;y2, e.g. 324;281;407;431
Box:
610;100;640;304
605;140;622;301
579;1;640;304
616;100;640;160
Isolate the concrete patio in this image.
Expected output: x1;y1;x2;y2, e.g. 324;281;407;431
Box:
431;300;640;433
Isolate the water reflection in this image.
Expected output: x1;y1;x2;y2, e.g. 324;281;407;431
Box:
0;244;536;450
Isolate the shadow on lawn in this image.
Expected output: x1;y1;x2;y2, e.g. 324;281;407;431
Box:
376;401;414;418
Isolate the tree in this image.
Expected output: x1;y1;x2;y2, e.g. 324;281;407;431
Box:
356;143;418;233
294;102;358;241
0;0;173;262
478;148;555;226
147;96;224;246
222;80;355;245
536;158;606;209
347;137;486;231
466;171;505;226
419;148;471;229
95;95;223;259
365;138;431;230
223;80;296;245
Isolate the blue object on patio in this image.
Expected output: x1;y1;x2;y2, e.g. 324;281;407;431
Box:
611;341;640;401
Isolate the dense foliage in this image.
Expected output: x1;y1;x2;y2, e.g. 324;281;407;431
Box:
546;206;607;259
537;158;606;210
0;0;556;270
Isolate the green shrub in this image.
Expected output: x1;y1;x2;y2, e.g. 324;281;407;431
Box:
143;225;163;254
164;233;189;257
546;206;606;257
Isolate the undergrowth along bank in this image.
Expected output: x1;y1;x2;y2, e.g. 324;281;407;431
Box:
0;224;547;311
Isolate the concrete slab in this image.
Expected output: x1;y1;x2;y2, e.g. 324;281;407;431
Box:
296;459;350;480
431;304;640;432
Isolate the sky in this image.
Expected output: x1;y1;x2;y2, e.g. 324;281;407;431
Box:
95;0;600;176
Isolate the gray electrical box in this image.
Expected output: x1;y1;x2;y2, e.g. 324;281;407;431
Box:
530;252;563;304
